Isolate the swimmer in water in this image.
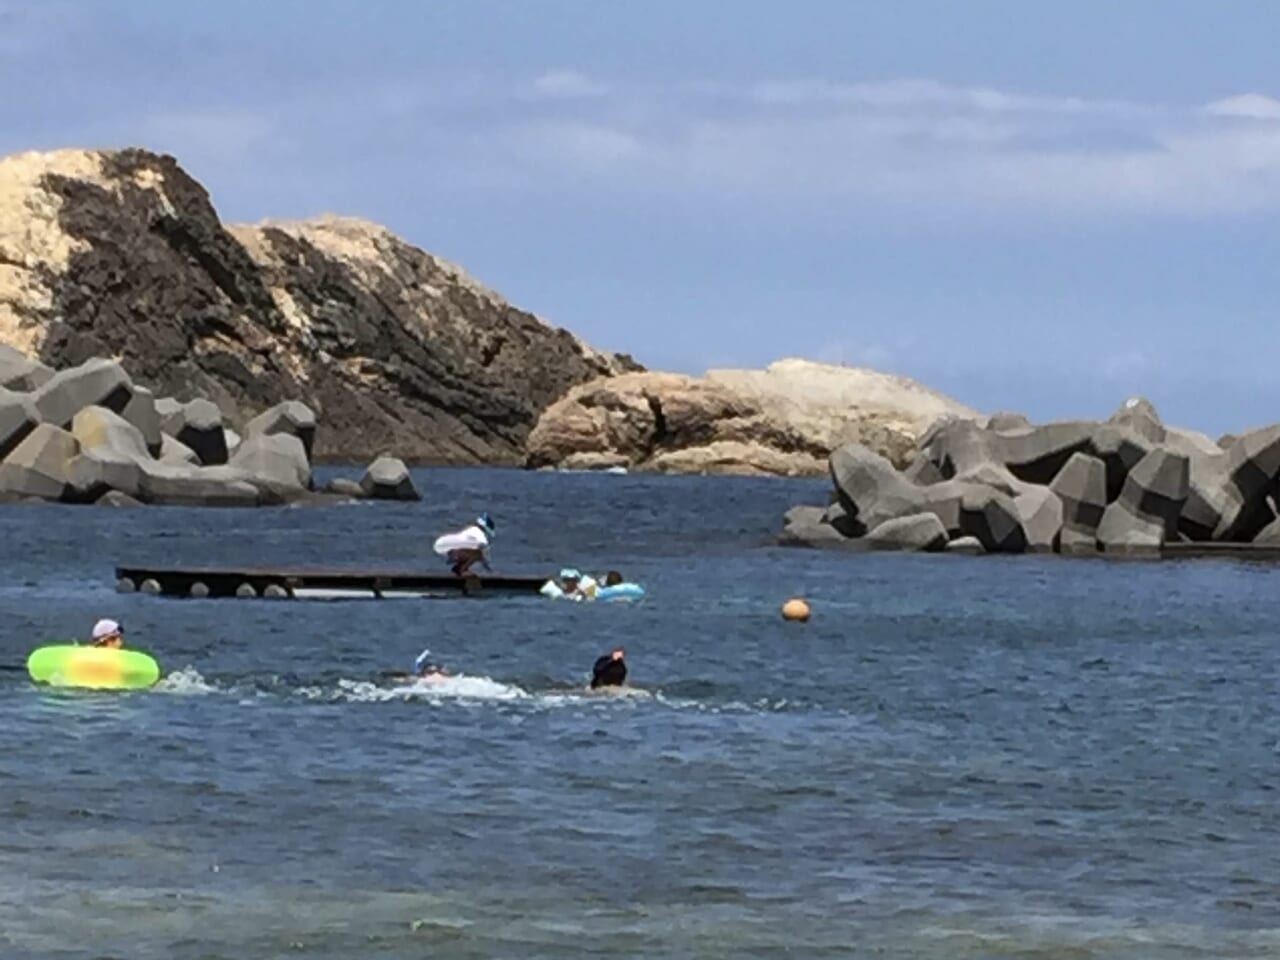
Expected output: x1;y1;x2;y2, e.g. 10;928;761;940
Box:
90;618;125;649
541;568;599;601
590;646;626;689
402;648;450;684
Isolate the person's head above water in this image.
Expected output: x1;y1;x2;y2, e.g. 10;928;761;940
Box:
91;618;124;648
476;513;495;537
559;567;582;589
604;571;624;587
590;646;627;688
413;648;446;677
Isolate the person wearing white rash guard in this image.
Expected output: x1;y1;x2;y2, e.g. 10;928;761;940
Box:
433;513;495;576
540;568;599;601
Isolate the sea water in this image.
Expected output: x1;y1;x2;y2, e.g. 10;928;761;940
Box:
1;467;1279;959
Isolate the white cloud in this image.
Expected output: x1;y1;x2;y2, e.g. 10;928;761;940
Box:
471;76;1280;217
1203;93;1280;120
528;70;609;100
747;78;1142;118
520;120;642;166
73;71;1280;222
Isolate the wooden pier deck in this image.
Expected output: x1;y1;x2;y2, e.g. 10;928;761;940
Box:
115;565;549;599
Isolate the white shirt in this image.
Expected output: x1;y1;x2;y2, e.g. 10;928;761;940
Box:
433;525;490;556
540;574;599;601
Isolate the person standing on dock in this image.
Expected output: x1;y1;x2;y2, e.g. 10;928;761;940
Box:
432;513;496;577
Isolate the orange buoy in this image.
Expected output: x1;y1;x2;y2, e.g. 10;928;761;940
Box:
782;598;810;622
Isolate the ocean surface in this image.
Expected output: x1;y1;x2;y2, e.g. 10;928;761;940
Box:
2;467;1280;959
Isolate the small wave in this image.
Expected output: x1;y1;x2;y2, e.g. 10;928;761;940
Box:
328;675;531;703
527;684;662;707
154;667;220;695
144;669;698;711
598;685;654;699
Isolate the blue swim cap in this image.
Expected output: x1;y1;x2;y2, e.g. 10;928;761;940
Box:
477;513;495;535
413;649;432;673
560;568;581;580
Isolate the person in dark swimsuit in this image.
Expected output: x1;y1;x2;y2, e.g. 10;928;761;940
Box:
590;647;626;689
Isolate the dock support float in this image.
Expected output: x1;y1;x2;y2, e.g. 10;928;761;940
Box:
114;565;548;600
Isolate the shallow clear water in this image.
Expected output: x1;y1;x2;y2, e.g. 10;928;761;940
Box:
2;467;1280;959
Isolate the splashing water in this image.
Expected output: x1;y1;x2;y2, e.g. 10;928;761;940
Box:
154;666;220;695
332;674;531;703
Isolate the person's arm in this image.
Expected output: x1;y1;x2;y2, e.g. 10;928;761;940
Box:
590;656;608;683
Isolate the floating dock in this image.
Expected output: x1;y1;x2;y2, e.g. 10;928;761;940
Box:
115;565;549;600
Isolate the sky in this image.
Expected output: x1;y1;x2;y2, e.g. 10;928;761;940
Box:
2;0;1279;435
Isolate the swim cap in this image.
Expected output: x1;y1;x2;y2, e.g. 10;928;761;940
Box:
559;568;581;580
413;649;432;673
92;618;122;640
477;513;495;535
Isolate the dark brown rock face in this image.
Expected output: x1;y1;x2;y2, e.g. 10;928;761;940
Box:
0;147;638;463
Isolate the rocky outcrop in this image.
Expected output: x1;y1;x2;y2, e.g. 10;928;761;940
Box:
158;398;227;466
244;400;317;459
228;432;312;495
865;513;947;551
0;424;78;500
1186;425;1280;542
527;360;979;476
322;477;366;499
782;396;1280;558
1050;452;1107;554
0;147;637;464
780;505;859;548
358;456;420;501
0;344;52;391
0;352;436;508
0;354;317;506
1012;485;1064;553
1096;448;1189;556
0;389;38;461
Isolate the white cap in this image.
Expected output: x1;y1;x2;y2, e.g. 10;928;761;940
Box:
92;618;122;640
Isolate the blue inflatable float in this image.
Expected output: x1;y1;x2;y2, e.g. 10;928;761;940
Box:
596;582;646;602
540;572;646;602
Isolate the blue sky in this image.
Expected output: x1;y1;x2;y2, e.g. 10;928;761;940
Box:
3;0;1279;434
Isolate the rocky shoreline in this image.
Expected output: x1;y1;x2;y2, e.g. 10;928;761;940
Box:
526;359;978;476
0;346;420;506
781;397;1280;557
0;145;994;490
0;147;637;467
4;145;1274;528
